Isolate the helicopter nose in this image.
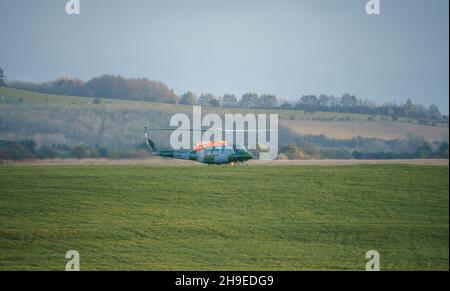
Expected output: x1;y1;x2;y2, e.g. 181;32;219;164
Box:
247;151;254;160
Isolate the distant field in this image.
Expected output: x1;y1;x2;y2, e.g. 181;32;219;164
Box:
0;164;448;270
281;119;449;141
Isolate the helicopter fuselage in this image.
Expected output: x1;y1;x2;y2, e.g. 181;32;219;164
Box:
151;144;253;164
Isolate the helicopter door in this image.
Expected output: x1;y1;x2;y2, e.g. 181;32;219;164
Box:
214;148;229;164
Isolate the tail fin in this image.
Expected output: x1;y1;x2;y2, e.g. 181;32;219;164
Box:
144;126;157;152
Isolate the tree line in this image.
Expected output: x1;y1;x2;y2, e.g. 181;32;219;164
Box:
6;74;178;104
278;140;449;160
180;91;446;122
0;139;149;161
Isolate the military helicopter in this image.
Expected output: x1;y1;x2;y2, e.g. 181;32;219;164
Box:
143;127;254;164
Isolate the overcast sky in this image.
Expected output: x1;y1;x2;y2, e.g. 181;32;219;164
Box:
0;0;448;112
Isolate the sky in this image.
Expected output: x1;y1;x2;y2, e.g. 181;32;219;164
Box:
0;0;448;113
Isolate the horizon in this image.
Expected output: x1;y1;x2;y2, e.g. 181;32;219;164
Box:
0;0;448;113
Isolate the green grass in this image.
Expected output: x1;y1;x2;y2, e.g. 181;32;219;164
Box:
0;164;448;270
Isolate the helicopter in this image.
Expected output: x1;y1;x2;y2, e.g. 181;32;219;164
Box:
143;127;254;164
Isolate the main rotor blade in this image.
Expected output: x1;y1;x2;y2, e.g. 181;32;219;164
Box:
147;128;281;132
147;128;212;132
217;128;281;132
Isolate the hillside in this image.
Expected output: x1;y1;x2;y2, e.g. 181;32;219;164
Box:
0;87;448;152
1;87;448;125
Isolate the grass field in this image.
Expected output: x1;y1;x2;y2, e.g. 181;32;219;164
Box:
0;164;448;270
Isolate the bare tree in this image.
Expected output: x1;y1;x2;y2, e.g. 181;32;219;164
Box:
0;66;6;87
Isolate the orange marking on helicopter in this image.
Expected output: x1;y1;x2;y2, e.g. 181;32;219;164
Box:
194;140;227;151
